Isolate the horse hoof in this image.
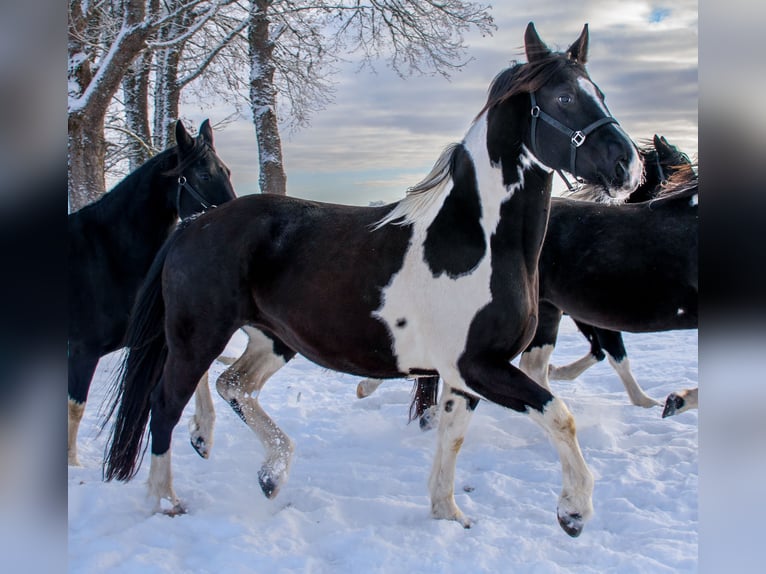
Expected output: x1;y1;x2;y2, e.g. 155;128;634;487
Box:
190;436;210;459
258;470;280;499
557;511;584;537
662;393;684;418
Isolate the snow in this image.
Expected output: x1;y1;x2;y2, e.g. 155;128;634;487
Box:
68;318;697;572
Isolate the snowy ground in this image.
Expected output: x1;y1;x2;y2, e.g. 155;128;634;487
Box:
68;318;698;573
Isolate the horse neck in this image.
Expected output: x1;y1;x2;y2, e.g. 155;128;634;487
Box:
87;149;180;255
463;111;553;264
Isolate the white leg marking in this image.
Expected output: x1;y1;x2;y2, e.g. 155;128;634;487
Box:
549;353;600;381
527;397;594;534
147;452;184;515
356;378;385;399
607;355;660;408
216;327;292;498
519;345;555;391
428;385;474;528
189;372;216;458
68;398;85;466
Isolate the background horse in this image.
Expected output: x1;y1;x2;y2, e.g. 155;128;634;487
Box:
358;135;696;418
102;22;642;537
68;120;235;466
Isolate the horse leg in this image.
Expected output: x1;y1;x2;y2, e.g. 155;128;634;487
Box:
662;387;698;418
67;351;99;466
548;322;606;381
597;329;660;407
215;326;296;499
519;301;562;390
356;378;385;398
458;359;594;537
428;381;480;528
414;376;440;431
188;371;216;458
147;328;233;516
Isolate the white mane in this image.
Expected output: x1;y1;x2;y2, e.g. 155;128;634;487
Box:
371;143;460;230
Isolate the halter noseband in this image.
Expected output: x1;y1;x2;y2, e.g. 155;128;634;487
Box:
176;176;217;214
529;91;619;191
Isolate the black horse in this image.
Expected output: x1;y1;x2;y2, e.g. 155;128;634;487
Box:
103;23;642;537
358;136;696;417
68;120;235;466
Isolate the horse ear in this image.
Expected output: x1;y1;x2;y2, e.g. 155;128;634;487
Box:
525;22;551;62
654;134;671;154
567;24;589;64
175;120;195;152
199;119;214;147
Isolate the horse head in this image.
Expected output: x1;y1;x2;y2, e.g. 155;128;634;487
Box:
173;119;236;218
484;23;642;202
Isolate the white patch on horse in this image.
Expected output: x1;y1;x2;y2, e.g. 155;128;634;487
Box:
519;344;555;391
690;194;698;206
606;355;660;408
68;398;86;466
527;397;594;526
677;307;685;316
374;112;517;375
147;452;183;514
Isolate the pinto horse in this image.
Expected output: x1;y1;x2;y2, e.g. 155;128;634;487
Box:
68;120;235;466
103;23;642;536
357;135;696;415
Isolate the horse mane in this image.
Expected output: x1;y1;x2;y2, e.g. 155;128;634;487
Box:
373;54;580;230
478;55;583;119
372;143;462;229
162;137;213;177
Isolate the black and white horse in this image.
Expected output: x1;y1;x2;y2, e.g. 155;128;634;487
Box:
68;120;235;466
103;23;641;537
358;136;696;415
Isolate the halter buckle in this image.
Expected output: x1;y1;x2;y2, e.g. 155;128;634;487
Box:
571;131;586;147
178;176;187;185
530;106;540;118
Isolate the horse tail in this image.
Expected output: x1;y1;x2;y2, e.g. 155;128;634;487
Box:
409;375;440;423
102;224;186;482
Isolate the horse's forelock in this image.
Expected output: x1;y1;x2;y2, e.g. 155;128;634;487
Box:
478;56;580;119
164;138;214;178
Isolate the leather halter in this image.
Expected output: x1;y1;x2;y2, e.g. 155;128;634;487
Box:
176;176;217;215
528;91;619;191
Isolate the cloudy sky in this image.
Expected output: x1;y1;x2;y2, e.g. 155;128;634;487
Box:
189;1;697;206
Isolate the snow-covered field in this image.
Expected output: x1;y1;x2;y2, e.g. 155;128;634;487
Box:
68;318;697;573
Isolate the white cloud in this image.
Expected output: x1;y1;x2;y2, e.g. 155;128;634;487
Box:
186;1;697;205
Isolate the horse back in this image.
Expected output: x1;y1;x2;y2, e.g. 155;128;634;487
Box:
162;194;414;378
539;197;697;332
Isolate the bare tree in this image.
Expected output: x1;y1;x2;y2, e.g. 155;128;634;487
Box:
67;0;220;211
246;0;495;195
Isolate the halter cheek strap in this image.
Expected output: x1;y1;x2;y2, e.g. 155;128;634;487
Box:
529;91;619;190
176;176;217;214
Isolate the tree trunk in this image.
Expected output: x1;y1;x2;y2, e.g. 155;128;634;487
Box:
248;1;287;195
68;113;107;211
153;5;188;150
67;0;154;211
123;49;154;169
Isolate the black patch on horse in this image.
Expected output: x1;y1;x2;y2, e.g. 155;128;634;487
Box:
423;144;486;278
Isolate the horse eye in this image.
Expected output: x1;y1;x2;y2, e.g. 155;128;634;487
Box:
199;172;211;182
558;94;572;105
